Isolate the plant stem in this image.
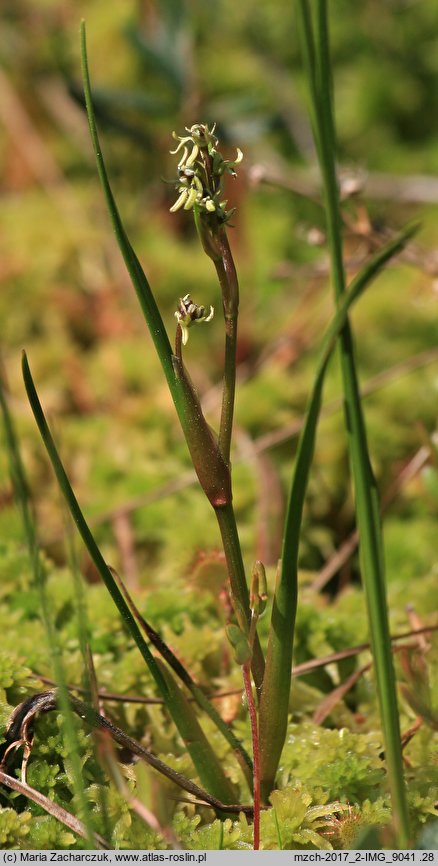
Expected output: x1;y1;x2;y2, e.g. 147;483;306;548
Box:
243;664;260;850
194;211;265;694
213;227;239;466
193;211;239;467
215;503;265;698
208;230;264;694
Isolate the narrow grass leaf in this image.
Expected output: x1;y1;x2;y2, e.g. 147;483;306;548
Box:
22;353;239;804
296;0;411;844
61;520;113;841
316;3;410;846
154;659;238;813
110;565;253;785
22;351;171;698
295;0;323;166
80;22;175;390
258;224;417;800
0;377;96;848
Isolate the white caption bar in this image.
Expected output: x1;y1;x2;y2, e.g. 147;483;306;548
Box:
0;852;436;865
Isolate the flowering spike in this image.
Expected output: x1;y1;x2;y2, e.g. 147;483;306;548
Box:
175;294;214;345
168;123;242;226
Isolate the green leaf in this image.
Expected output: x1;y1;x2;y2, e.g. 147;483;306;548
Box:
0;376;96;848
22;351;172;702
155;659;238;810
258;223;418;801
21;353;249;807
80;22;175;391
294;1;411;845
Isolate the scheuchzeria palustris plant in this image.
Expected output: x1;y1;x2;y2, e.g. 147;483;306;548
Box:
11;16;420;849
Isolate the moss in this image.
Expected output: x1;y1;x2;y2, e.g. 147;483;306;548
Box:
279;723;385;802
0;809;32;849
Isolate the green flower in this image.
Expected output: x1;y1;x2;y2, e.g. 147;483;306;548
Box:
169;123;242;224
174;294;214;345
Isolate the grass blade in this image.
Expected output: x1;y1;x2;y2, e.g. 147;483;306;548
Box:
258;223;418;801
22;352;237;805
80;22;175;391
296;0;411;844
22;351;170;696
154;659;238;813
110;565;253;786
0;375;97;848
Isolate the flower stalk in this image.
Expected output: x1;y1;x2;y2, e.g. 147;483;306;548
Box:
169;123;241;466
215;503;265;696
170;125;265;696
213;227;239;466
226;562;266;849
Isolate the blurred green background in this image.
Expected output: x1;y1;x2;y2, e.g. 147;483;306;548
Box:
1;0;438;604
0;2;438;846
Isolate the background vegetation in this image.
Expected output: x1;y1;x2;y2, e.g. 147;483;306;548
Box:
0;0;437;850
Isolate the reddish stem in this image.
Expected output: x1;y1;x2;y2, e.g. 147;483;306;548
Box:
243;664;260;850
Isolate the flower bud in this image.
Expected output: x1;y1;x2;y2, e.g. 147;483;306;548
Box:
250;561;268;615
172;354;231;507
226;624;252;666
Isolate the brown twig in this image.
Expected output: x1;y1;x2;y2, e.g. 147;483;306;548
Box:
112;511;139;589
33;623;438;708
312;444;431;591
312;663;371;726
249;161;438;208
291;624;438;677
400;717;424;753
0;769;109;848
0;690;255;817
235;427;285;566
